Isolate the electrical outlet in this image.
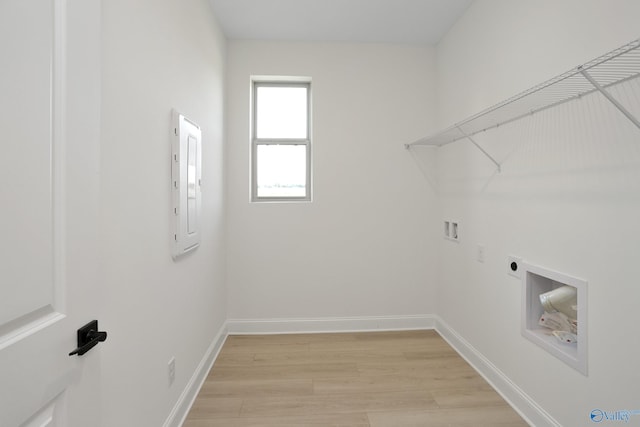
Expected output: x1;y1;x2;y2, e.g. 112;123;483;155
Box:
168;357;175;386
477;245;486;263
507;255;522;278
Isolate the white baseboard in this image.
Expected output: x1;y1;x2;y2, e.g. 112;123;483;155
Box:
163;322;229;427
226;314;436;335
434;316;560;427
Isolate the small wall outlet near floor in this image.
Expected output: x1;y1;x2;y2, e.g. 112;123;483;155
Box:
168;357;176;386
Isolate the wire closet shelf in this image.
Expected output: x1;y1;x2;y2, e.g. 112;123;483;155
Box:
406;38;640;161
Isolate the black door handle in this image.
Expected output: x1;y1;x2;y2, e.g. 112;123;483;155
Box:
69;320;108;356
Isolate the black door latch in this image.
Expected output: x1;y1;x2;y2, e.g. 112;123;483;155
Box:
69;320;108;356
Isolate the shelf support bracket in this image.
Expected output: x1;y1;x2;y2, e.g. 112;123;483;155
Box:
456;126;501;172
579;68;640;130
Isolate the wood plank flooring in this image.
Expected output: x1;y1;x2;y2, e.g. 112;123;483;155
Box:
183;330;528;426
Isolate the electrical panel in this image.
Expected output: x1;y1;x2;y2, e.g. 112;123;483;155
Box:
171;110;202;259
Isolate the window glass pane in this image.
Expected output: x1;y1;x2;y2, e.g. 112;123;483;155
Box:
256;144;307;198
256;86;307;139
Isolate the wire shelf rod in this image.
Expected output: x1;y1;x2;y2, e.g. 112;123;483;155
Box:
580;68;640;130
407;38;640;149
456;126;502;172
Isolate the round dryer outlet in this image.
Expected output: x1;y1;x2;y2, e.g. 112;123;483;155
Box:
507;255;522;279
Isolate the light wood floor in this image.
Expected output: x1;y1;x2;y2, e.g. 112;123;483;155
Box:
183;330;528;426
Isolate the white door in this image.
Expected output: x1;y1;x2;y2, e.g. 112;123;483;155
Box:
0;0;102;426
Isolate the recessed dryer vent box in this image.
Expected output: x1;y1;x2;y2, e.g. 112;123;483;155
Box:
521;262;587;375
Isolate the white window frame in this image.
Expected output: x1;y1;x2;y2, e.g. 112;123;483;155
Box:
251;79;312;202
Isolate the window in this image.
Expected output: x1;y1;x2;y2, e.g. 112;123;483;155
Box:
252;80;311;202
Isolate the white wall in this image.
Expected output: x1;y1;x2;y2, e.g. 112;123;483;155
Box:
435;1;640;425
96;1;227;425
226;42;439;325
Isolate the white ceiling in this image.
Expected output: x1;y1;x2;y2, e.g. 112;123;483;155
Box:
208;0;473;45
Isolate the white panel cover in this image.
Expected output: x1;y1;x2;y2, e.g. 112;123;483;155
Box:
171;111;202;258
